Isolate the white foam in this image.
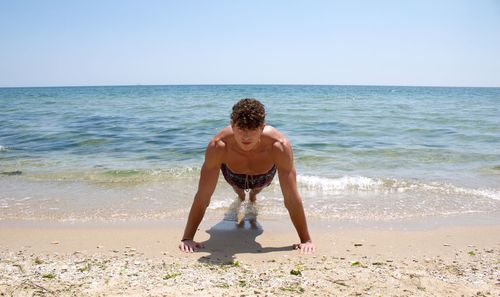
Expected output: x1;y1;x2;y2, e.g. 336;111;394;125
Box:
297;175;384;191
453;186;500;201
295;174;500;200
207;199;231;210
17;196;32;202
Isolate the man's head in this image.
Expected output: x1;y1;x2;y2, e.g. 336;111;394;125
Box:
230;99;266;151
231;98;266;130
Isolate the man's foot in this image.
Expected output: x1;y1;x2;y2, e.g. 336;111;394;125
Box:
245;201;258;221
224;198;243;221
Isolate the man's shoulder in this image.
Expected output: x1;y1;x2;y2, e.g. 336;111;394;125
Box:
266;129;293;169
204;137;226;165
263;126;289;147
271;139;292;157
263;126;292;156
207;138;226;151
207;126;232;154
217;125;234;139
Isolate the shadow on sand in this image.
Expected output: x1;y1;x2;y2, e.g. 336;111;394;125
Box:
198;200;291;265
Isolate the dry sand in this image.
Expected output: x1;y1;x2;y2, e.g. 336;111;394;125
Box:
1;218;499;296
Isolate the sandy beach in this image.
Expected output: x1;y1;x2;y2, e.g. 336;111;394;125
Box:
2;0;500;294
1;218;499;296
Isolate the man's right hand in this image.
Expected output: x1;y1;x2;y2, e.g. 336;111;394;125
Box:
179;240;204;253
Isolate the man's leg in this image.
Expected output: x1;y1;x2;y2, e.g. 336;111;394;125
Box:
232;186;246;201
249;187;263;203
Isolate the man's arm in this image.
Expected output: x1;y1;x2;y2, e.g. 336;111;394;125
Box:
273;139;315;254
179;140;223;252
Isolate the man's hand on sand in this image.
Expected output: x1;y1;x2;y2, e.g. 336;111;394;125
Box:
179;240;204;253
293;241;316;254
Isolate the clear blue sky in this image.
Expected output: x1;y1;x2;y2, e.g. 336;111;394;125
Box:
1;0;499;87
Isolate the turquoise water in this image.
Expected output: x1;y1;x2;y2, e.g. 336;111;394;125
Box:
1;85;499;222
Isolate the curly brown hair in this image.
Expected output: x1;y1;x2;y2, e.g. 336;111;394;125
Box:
230;98;266;130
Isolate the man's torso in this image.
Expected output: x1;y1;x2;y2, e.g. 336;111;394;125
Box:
213;125;285;175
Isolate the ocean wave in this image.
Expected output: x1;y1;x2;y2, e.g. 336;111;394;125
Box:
8;166;500;201
295;175;500;200
24;167;201;184
297;175;384;191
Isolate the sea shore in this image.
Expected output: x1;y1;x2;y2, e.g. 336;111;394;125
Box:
1;217;499;296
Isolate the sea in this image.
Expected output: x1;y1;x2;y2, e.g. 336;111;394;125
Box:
1;85;499;226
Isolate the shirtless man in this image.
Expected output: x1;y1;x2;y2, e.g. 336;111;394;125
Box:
179;99;315;254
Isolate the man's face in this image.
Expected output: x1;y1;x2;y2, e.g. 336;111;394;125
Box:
232;124;265;151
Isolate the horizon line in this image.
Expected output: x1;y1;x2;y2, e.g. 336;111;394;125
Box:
1;83;500;89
